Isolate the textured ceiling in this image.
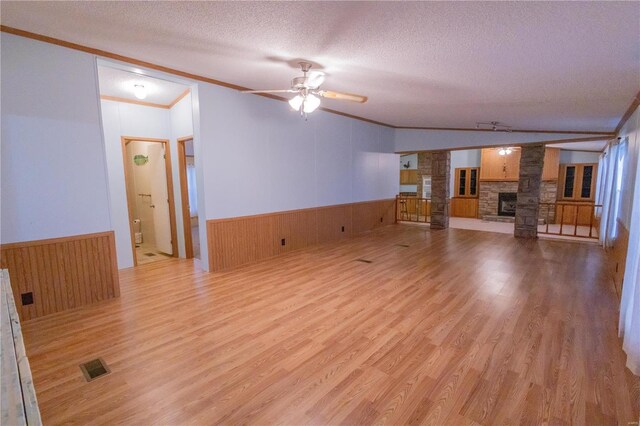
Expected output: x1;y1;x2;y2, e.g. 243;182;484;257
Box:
1;1;638;132
98;66;188;105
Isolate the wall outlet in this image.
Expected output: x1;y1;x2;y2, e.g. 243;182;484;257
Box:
380;217;383;223
281;238;286;246
21;292;34;306
341;226;345;232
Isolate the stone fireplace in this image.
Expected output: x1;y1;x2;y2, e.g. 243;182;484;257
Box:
498;192;517;216
479;181;518;218
479;180;557;221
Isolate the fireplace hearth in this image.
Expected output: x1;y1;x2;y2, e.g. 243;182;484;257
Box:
498;192;517;217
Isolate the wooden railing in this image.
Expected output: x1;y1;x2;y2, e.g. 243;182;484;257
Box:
538;202;601;239
396;195;431;223
1;270;41;425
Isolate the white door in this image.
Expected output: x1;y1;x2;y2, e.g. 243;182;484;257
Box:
149;144;173;254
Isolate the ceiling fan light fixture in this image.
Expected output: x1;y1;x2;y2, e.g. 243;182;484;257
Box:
303;94;321;113
288;94;304;111
133;84;147;100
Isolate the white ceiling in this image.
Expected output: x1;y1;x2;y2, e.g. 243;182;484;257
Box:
2;2;638;131
98;66;189;105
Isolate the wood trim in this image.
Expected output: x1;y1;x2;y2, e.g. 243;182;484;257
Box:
0;231;115;250
0;231;120;321
121;137;178;265
100;95;170;109
0;25;624;135
177;136;194;259
614;90;640;134
169;89;191;108
207;199;396;271
395;136;611;154
396;126;614;136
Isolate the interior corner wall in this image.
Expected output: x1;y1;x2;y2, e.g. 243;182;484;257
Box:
0;33;112;244
100;99;176;268
169;92;194;259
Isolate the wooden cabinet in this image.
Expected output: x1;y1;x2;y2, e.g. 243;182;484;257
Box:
554;202;596;226
480;148;521;180
454;168;479;197
400;169;418;184
480;147;560;181
450;198;479;218
558;163;597;201
542;148;560;180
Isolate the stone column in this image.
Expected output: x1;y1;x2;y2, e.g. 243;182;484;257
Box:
430;150;450;230
514;144;545;238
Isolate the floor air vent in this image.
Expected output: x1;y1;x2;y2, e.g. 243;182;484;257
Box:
355;259;373;264
396;244;410;248
80;358;110;382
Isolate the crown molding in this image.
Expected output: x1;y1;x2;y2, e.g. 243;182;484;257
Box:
614;90;640;134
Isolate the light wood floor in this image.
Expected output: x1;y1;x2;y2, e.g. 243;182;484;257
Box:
21;225;640;425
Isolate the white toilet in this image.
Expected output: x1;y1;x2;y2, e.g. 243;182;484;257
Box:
133;219;143;244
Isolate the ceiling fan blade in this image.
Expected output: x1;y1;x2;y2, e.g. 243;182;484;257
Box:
317;90;367;103
306;72;325;89
241;89;296;94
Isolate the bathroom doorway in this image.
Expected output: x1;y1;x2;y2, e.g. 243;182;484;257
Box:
177;137;200;259
121;137;178;265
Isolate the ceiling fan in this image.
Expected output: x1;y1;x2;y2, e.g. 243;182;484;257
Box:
241;62;368;117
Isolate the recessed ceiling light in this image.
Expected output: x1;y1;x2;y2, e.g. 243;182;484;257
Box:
133;84;147;100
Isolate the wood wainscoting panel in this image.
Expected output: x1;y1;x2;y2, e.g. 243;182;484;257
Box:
317;204;353;243
450;197;479;218
609;220;630;300
207;199;396;271
0;232;120;321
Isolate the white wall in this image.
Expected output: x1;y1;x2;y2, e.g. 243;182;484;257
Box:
559;150;601;164
399;153;417;170
450;149;481;195
197;83;398;221
100;99;175;268
1;33;112;244
394;128;599;152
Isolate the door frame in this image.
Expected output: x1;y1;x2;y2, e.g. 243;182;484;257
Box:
177;135;195;259
121;136;178;266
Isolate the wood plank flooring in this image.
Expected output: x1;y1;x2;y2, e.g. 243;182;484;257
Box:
20;225;640;425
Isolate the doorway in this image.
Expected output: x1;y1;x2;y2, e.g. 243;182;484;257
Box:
177;136;200;259
121;137;178;265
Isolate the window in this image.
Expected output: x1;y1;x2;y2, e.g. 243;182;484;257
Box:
454;167;479;198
